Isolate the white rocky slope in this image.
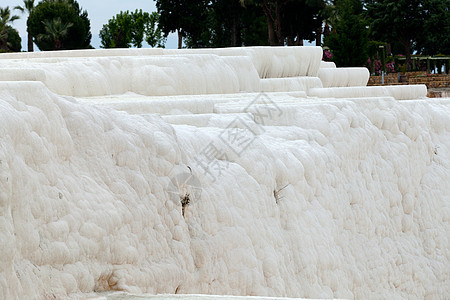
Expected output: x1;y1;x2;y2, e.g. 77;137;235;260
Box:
0;47;449;299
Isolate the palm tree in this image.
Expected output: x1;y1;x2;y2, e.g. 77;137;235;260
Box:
322;1;339;36
0;6;20;52
37;17;73;50
14;0;35;52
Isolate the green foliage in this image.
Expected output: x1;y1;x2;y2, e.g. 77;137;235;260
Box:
37;17;73;50
156;0;209;48
1;25;21;52
196;0;245;47
365;0;424;68
100;11;132;48
14;0;35;14
100;10;166;48
28;0;91;51
415;0;450;55
241;0;325;45
324;0;369;67
131;10;148;48
0;6;20;52
280;0;324;45
157;0;326;47
184;0;268;48
321;0;338;29
145;12;166;48
239;3;269;46
15;0;36;52
365;0;449;58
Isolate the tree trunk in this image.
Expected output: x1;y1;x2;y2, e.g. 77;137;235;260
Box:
401;38;413;71
262;1;276;46
323;23;330;38
55;39;62;50
275;0;283;45
405;44;412;71
287;36;293;46
231;16;237;47
266;18;276;46
236;24;242;47
27;34;33;52
315;24;322;46
177;29;183;49
27;16;34;52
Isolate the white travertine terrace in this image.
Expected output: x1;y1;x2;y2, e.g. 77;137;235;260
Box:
309;85;428;100
0;47;448;299
318;67;370;88
319;61;336;69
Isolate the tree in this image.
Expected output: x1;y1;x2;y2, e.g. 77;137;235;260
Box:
145;11;166;48
37;17;73;49
321;0;339;40
100;11;135;48
280;0;324;46
0;6;20;52
240;0;325;46
3;26;22;52
131;9;148;48
324;0;369;67
155;0;209;48
204;0;244;47
0;8;19;52
239;0;279;45
239;3;269;46
366;0;426;69
28;0;91;51
415;0;450;55
100;10;165;48
14;0;35;52
190;0;268;48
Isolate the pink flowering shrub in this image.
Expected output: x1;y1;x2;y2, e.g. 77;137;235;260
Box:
386;62;395;73
323;50;333;61
366;58;397;75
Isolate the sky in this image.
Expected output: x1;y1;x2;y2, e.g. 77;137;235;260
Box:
1;0;178;49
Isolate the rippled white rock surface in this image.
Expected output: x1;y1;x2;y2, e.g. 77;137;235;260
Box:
88;292;308;300
0;47;448;299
